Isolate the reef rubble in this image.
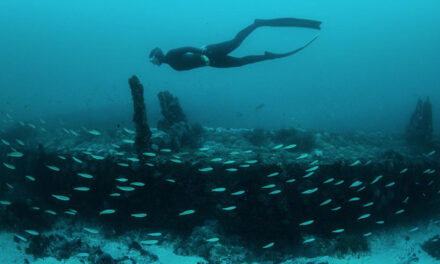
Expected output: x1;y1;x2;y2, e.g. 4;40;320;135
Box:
0;118;439;262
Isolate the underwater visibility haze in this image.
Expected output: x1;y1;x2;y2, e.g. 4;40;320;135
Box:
1;0;440;263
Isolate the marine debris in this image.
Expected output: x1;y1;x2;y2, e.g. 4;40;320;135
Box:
406;97;433;149
128;75;151;157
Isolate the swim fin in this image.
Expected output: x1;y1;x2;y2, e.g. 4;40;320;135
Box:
254;18;322;30
264;35;319;59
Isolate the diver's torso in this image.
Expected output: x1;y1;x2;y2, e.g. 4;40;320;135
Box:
165;52;206;71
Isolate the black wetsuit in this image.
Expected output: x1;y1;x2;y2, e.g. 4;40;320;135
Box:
162;18;321;71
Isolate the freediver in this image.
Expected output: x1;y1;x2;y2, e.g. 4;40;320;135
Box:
149;18;321;71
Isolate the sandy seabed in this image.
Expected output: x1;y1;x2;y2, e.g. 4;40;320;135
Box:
1;219;439;264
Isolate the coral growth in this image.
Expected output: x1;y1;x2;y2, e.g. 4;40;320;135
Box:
406;98;433;150
128;75;151;157
157;91;202;150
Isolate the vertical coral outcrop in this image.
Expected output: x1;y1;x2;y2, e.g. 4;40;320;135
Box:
157;91;187;130
406;97;433;148
128;75;151;157
157;91;202;150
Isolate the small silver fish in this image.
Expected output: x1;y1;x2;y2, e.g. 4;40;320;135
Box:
52;195;70;201
77;173;93;179
160;148;172;153
73;187;90;191
357;214;371;220
272;144;284;150
299;220;314;226
267;172;280;177
297;153;308;160
231;190;245;196
348;197;360;202
46;165;60;172
0;201;11;206
303;172;315;178
212;187;226;192
123;128;135;134
7;152;23;158
284;144;297;150
302;188;318;195
323;178;334;184
303;238;315;244
72;157;83;164
262;242;274;249
320;199;332;206
25;230;39;236
395;209;405;215
334;180;344;186
131;213;147;218
83;227;99;234
349;160;361;166
371;175;383;184
306;166;319;172
130;182;145;187
117;186;135;192
141;240;159;245
3;163;16;170
147;232;162;237
88;130;101;136
385;182;395;188
91;155;105;160
269;190;281;195
179;209;195;216
99;209;116;215
349;180;362;188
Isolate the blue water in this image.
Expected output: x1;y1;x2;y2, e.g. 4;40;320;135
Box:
1;0;439;132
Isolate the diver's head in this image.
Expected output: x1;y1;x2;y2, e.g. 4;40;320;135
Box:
149;48;165;66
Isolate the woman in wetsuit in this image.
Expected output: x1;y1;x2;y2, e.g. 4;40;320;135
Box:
149;18;321;71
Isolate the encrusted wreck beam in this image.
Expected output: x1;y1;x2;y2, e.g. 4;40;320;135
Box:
128;75;151;157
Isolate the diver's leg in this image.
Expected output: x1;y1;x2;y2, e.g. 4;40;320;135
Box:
205;23;258;55
212;35;319;68
254;18;322;30
205;18;320;56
